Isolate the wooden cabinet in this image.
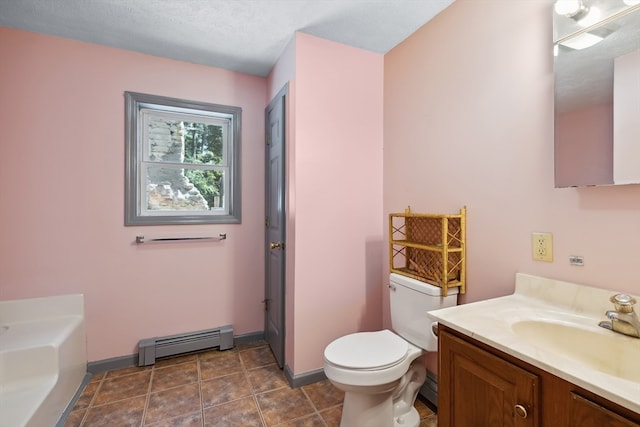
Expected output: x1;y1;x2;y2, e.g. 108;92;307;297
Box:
439;329;539;427
569;393;640;427
439;326;640;427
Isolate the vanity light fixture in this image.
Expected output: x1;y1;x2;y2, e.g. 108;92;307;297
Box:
558;24;614;50
558;31;604;49
576;6;601;26
554;0;590;20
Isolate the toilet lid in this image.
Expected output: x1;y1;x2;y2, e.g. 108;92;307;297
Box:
324;330;409;370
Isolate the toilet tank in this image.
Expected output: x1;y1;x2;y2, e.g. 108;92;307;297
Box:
389;273;458;351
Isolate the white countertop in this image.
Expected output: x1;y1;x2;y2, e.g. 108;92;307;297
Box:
428;273;640;414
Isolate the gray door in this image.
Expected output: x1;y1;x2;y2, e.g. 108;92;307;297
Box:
264;85;286;367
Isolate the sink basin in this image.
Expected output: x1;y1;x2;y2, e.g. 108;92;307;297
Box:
512;319;640;383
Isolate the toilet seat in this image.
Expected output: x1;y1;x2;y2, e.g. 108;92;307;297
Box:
324;330;409;371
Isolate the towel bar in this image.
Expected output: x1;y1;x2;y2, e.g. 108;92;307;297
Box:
135;234;227;244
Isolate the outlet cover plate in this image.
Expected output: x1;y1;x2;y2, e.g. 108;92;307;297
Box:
532;232;553;262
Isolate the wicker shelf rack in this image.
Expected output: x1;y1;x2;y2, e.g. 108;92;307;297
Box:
389;206;466;296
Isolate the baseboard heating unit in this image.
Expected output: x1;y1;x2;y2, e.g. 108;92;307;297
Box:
138;324;234;366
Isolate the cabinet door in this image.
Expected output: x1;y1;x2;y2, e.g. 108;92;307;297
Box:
569;393;640;427
439;331;539;427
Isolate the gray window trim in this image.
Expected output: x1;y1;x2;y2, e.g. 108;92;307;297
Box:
124;91;241;225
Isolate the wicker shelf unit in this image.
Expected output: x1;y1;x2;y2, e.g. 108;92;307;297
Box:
389;206;466;296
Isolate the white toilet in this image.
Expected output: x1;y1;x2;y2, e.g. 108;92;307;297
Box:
323;273;459;427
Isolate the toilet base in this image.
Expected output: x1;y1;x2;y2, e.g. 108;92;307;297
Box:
339;392;422;427
339;381;398;427
335;360;426;427
391;360;426;427
394;407;420;427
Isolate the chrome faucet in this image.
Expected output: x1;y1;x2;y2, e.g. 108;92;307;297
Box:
598;294;640;338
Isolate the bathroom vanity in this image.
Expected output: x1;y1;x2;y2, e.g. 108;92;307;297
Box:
428;274;640;427
438;326;639;427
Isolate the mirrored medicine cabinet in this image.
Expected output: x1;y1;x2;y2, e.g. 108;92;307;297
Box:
554;0;640;187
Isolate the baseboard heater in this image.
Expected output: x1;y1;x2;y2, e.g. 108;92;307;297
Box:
419;370;439;408
138;324;234;366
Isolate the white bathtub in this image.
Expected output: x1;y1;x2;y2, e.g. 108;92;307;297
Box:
0;294;87;427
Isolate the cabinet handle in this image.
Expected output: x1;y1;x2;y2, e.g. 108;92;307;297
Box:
514;404;528;419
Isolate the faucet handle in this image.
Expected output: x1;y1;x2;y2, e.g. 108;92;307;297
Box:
610;294;637;313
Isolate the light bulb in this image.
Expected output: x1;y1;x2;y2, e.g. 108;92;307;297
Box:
554;0;590;20
554;0;581;16
577;7;600;26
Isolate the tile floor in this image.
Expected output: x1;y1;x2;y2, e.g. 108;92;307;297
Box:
63;341;437;427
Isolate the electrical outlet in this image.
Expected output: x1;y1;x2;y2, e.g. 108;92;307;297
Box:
532;232;553;262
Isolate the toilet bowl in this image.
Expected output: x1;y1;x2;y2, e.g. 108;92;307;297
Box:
323;274;458;427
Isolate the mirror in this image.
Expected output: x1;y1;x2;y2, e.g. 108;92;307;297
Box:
554;1;640;187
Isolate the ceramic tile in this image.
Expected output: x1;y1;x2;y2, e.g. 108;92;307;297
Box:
420;414;438;427
72;381;99;410
89;372;106;382
302;380;344;410
256;387;315;426
82;395;146;427
151;361;198;392
201;372;252;407
145;383;201;425
144;411;203;427
240;345;277;369
414;396;436;419
202;396;263;427
199;351;242;380
104;365;151;379
246;364;288;393
318;406;342;427
198;348;238;361
92;371;151;405
63;409;85;427
273;414;326;427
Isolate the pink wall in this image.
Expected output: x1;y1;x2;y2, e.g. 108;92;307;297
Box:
384;0;640;332
294;33;384;374
0;27;268;362
267;33;385;375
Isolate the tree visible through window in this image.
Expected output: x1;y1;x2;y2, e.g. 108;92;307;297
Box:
125;92;241;225
183;121;224;209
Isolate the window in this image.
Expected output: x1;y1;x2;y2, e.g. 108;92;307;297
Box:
125;92;241;225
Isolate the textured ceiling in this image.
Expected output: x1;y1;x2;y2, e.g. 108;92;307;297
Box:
0;0;455;76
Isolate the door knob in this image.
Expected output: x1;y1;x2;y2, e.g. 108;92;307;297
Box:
270;242;285;250
514;404;528;419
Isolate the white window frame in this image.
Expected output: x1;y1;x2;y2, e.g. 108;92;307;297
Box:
125;91;242;225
